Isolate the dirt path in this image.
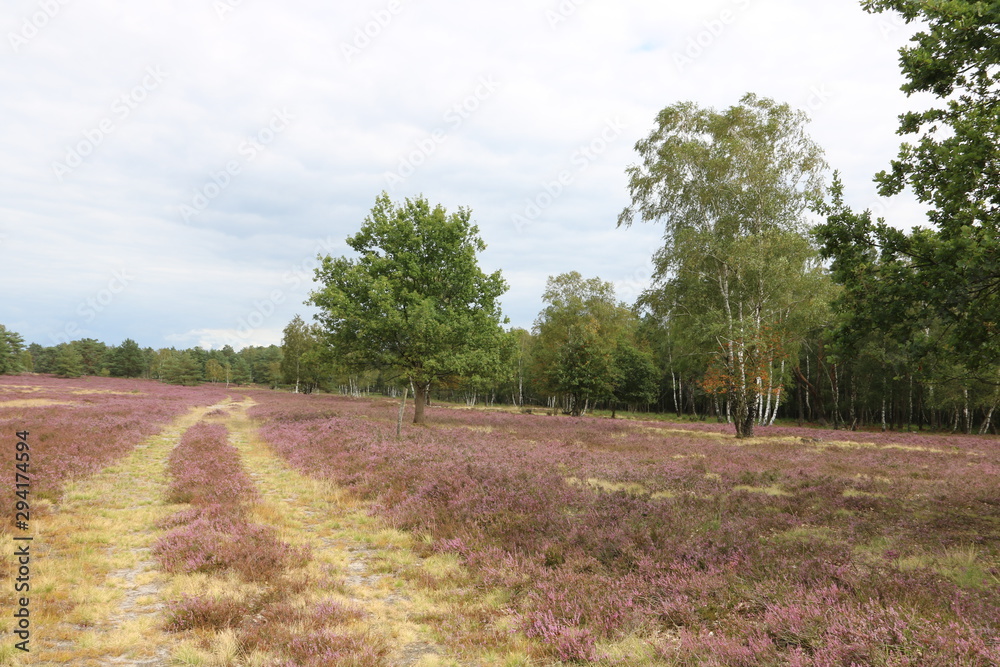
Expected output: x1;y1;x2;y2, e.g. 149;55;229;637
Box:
224;397;464;666
20;396;516;666
27;401;228;666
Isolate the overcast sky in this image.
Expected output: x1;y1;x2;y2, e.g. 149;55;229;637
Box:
2;0;928;350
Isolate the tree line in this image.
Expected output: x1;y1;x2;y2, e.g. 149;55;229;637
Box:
0;333;285;388
297;1;1000;436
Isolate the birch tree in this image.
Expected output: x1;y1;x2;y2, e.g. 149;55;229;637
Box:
619;93;828;437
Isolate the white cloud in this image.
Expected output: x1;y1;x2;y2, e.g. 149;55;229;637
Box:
2;0;929;348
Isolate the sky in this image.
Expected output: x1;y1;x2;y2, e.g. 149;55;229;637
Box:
1;0;929;351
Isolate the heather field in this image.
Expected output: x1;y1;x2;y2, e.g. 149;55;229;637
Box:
2;375;1000;665
249;391;1000;665
0;375;228;518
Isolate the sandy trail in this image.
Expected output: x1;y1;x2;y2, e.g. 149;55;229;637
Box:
23;396;472;666
27;401;228;666
224;396;457;666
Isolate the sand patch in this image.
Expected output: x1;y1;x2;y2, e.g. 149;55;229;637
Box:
0;398;77;408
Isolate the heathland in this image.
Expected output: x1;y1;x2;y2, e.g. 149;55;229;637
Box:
2;374;999;666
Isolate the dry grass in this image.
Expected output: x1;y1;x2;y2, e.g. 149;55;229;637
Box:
732;484;793;497
0;399;77;408
211;397;535;666
27;402;227;665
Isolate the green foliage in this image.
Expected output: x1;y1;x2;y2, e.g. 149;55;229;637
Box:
0;325;25;375
280;315;329;393
52;344;84;378
230;355;253;385
825;0;1000;370
309;192;509;423
71;338;108;375
243;345;282;387
162;351;203;386
612;340;659;410
204;359;227;383
109;338;146;378
533;272;634;415
620;93;830;436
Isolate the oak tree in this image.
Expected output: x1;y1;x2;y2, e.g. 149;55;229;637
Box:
309;193;508;424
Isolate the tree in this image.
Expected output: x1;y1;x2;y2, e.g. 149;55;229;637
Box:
162;351;203;386
231;356;253;385
508;328;535;407
309;193;508;424
109;338;146;378
816;1;1000;372
72;338;107;376
619;93;828;437
52;344;84;378
280;315;311;393
0;325;25;375
533;272;632;416
243;345;283;387
280;316;331;393
205;359;227;383
27;343;53;374
611;340;659;415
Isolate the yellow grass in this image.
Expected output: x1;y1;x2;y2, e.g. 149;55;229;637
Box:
732;484;793;497
0;399;77;408
215;397;535;665
26;402;226;665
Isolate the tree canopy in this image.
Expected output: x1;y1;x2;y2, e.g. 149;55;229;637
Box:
816;1;1000;372
309;192;509;424
619;93;829;437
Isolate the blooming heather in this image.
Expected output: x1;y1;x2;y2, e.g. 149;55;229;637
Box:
250;390;1000;663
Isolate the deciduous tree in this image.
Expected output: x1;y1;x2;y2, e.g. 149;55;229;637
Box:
818;1;1000;372
533;272;633;416
309;193;508;424
619;93;828;437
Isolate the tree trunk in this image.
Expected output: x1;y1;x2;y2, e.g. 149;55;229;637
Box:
768;383;783;426
805;356;812;421
881;374;887;432
734;388;756;438
396;385;408;437
796;369;805;427
831;363;840;430
676;374;683;418
979;404;995;435
907;375;913;431
413;382;427;425
963;387;971;434
731;370;756;438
